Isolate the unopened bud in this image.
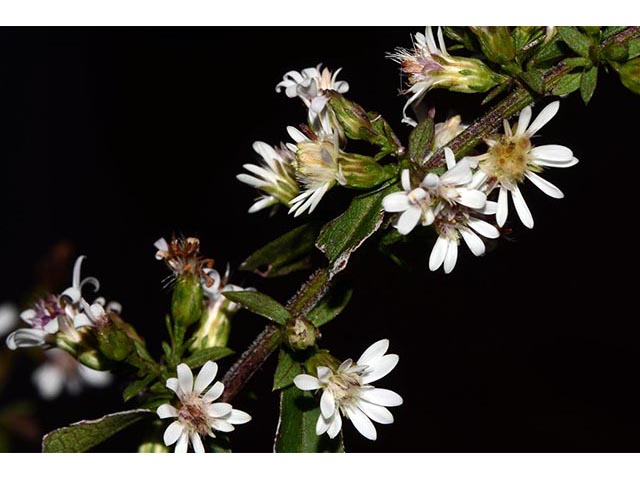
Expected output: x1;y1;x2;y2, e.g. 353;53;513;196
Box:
94;318;134;362
189;296;239;350
327;93;377;142
138;441;169;453
470;27;516;65
285;317;318;351
172;275;204;330
339;153;396;189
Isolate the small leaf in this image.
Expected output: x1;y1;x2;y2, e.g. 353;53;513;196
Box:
273;349;304;391
618;58;640;95
553;72;582;96
42;410;153;453
316;183;397;278
240;223;320;278
481;81;510;105
184;346;234;369
564;57;592;68
528;38;565;68
580;66;598;103
123;373;158;402
307;285;353;328
408;118;435;164
274;386;344;452
442;27;478;51
520;69;545;93
603;26;627;39
628;39;640;59
222;290;290;325
557;26;592;58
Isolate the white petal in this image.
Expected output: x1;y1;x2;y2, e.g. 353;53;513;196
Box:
287;126;308;143
358;339;389;365
482;200;498;216
20;308;36;324
163;421;184;446
525;171;564;199
157;404;178;419
293;374;321;391
515;106;532;136
346;406;377;441
396;207;422;235
526;101;559;136
154;238;168;254
190;433;205;453
175;431;189;453
327;412;342;439
203;381;224;403
512;185;534;228
382;192;410;212
443;240;458;274
166;377;179;394
208;402;233;418
316;413;330;435
533;157;579;168
225;409;252;425
357;401;394;424
401;169;411;191
211;419;235;433
317;366;332;383
441;159;472;185
429;235;448;271
359;388;403;407
444;147;456;169
468;218;500;239
194;361;218;395
320;390;336;418
362;354;399;384
6;328;49;350
176;363;194;395
457;189;486;209
497;186;509;227
460;227;485;257
73;313;92;328
529;144;573;162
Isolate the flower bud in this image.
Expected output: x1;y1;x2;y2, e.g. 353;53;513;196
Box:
172;275;204;330
138;441;169;453
470;27;516;65
285;317;318;351
339;153;396;189
94;318;135;362
619;58;640;94
327;93;378;142
189;296;239;350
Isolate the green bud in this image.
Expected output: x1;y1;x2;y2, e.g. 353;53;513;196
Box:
172;275;204;330
603;42;628;62
304;349;340;373
189;296;238;350
95;320;134;362
138;441;169;453
76;348;113;371
470;27;516;64
339;153;396;189
619;58;640;94
437;56;506;94
327;93;377;142
285;317;318;351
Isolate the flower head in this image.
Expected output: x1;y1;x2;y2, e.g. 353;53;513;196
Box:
237;141;300;213
389;27;502;126
293;339;403;441
157;361;251;453
470;101;578;228
154;236;216;287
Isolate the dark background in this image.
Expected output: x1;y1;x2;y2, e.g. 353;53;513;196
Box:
0;27;638;452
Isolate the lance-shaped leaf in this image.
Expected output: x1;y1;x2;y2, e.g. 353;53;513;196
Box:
222;290;290;325
408;117;434;164
552;72;582;96
274;386;344;452
273;348;304;391
122;372;159;402
240;223;320;278
316;183;397;278
184;346;234;369
580;66;598;103
558;26;592;58
307;284;353;328
42;409;153;453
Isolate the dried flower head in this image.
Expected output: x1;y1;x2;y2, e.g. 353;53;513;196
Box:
154;236;215;287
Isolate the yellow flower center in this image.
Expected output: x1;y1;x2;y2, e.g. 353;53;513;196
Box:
482;135;533;184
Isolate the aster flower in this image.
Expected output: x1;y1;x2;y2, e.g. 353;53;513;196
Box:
32;349;113;400
286;126;346;217
154;236;215;287
157;361;251;453
389;27;502;126
293;339;403;441
6;295;68;350
276;65;349;131
237;141;300;213
470;101;578;228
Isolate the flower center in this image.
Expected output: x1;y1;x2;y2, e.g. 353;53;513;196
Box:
32;295;64;329
326;370;363;409
295;141;339;186
483;135;532;183
434;207;464;242
178;394;210;436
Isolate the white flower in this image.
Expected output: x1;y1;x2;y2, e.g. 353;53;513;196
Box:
32;349;112;400
276;65;349;131
157;361;251;453
429;203;500;274
0;303;18;338
237;141;300;213
6;295;65;350
470;101;578;229
382;148;487;236
60;255;100;304
293;339;403;441
286;126;346;217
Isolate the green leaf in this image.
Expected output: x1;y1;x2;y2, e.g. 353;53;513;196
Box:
184;346;234;369
408;118;435;164
222;290;290;325
580;66;598;103
274;386;344;452
603;26;627;39
273;349;304;391
552;72;582;96
481;81;510;105
240;223;320;278
316;183;397;278
42;409;153;453
307;285;353;328
442;27;478;51
520;69;545;93
123;373;158;402
557;26;592;58
629;39;640;59
618;58;640;95
564;57;592;68
528;38;565;68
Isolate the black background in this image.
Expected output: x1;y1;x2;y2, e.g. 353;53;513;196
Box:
0;27;639;452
